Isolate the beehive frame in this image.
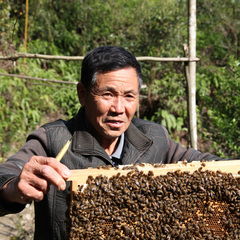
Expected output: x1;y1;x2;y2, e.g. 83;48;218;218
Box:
68;160;240;192
68;160;240;239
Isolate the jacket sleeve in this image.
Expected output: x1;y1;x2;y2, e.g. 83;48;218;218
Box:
0;127;48;216
162;127;223;163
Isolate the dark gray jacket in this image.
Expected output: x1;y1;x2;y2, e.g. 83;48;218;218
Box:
0;108;221;239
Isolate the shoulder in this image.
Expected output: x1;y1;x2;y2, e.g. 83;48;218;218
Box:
41;116;75;134
129;118;170;146
26;119;70;146
41;119;67;130
131;118;160;128
131;118;168;136
41;108;84;134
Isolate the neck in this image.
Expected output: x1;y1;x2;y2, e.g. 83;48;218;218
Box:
99;137;119;156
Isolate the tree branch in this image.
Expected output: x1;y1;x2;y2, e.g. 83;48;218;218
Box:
0;53;200;62
0;72;78;85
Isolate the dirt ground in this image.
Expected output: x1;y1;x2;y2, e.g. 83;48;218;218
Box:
0;204;34;240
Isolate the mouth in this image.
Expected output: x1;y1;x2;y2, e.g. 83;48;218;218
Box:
106;119;125;128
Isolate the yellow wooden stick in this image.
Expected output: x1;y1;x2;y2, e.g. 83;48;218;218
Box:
56;138;72;162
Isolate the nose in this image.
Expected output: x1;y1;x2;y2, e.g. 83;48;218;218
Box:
110;96;124;113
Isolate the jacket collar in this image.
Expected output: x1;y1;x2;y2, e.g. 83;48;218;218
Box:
125;122;153;152
71;108;108;158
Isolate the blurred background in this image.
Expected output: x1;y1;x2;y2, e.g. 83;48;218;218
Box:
0;0;239;162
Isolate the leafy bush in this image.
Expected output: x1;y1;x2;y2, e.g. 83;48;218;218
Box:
1;0;240;160
0;58;79;161
197;56;240;158
141;61;188;141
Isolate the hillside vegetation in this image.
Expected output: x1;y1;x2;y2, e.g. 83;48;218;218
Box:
0;0;239;161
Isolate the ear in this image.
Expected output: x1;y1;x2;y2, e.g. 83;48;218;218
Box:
77;83;87;106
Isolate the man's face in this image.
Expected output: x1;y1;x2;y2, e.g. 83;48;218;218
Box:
79;67;139;144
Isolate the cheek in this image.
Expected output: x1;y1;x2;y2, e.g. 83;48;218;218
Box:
94;99;111;116
125;101;138;116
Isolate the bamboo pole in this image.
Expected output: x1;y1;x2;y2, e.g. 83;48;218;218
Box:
0;53;200;62
188;0;197;150
24;0;29;66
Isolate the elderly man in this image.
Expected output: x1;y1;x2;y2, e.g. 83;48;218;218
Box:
0;46;221;239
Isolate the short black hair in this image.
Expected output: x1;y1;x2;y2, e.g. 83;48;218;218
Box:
80;46;143;91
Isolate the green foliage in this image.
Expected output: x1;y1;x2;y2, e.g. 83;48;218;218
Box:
0;59;79;161
136;0;188;57
197;56;240;158
141;62;188;140
148;108;186;134
1;0;240;160
197;0;240;64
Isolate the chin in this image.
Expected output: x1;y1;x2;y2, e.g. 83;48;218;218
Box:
105;130;123;139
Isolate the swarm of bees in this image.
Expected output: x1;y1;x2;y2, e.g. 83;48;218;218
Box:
68;164;240;240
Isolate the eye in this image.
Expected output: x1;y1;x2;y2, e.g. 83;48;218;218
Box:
125;93;136;100
102;92;113;99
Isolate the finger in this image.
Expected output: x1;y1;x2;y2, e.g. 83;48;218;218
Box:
19;170;49;194
35;164;67;191
4;177;45;204
23;161;66;191
18;181;44;203
20;156;70;193
30;156;70;180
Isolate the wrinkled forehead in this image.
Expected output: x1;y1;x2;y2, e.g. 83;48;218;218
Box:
92;68;141;92
95;68;139;88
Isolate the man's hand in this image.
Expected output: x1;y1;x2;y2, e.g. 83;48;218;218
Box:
0;156;70;204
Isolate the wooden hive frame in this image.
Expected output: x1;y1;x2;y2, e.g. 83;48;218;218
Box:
68;160;240;193
67;160;240;239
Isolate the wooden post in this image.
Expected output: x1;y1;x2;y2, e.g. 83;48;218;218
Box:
187;0;197;149
24;0;29;67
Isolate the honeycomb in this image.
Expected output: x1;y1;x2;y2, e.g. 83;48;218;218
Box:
68;166;240;239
